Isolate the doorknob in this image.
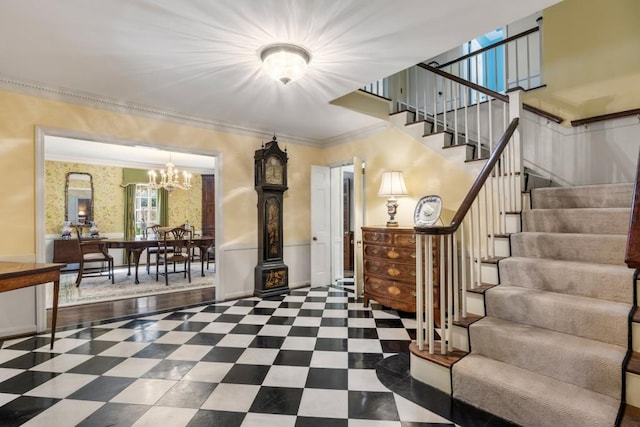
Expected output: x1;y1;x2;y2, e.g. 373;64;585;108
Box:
356;240;362;247
312;236;318;241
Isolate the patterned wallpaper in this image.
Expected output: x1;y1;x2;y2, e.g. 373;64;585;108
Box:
46;161;204;235
168;174;202;230
45;161;124;235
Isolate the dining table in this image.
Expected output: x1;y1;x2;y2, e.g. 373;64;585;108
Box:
105;235;215;284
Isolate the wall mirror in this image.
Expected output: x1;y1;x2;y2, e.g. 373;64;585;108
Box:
65;172;94;224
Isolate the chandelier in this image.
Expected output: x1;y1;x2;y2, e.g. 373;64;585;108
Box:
260;43;311;85
148;161;192;192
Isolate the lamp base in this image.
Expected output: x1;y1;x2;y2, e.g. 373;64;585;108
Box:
385;198;400;228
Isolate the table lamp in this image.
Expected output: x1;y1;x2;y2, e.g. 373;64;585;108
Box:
378;171;408;227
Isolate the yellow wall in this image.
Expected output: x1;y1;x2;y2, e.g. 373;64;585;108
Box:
0;89;321;257
524;0;640;122
323;127;473;227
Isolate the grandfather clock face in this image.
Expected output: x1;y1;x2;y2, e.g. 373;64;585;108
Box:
265;155;284;185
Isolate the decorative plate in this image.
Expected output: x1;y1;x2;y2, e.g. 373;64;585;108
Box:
414;195;442;227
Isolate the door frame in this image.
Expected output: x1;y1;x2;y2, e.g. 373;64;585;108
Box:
312;159;364;292
35;126;221;331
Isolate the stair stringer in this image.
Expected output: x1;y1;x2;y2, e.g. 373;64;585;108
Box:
389;111;487;177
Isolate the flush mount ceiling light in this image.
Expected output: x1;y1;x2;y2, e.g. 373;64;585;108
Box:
260;43;311;85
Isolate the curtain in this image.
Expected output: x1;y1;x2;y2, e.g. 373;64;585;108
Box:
124;184;137;240
159;188;168;226
122;169;169;236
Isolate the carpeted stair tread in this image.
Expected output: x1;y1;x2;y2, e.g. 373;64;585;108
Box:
452;354;620;427
469;316;625;398
498;257;633;303
485;285;630;347
531;183;633;209
510;232;627;265
522;207;630;234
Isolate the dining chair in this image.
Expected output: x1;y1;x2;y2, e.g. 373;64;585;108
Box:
75;226;114;287
206;243;215;271
145;224;162;274
156;226;192;286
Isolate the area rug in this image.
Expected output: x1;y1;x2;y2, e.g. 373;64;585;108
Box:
52;264;215;307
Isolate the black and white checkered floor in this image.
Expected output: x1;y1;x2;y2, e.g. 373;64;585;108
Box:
0;283;512;426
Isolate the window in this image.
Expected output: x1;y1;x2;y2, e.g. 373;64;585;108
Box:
135;184;159;235
463;28;505;96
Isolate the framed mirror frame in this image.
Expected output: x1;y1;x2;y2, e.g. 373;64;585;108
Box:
65;172;94;224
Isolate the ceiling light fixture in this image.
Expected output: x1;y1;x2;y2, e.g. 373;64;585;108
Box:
260;43;311;85
148;154;192;193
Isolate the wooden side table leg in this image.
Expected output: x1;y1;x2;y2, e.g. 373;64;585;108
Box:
50;280;59;350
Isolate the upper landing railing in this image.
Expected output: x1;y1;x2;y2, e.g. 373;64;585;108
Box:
435;20;544;93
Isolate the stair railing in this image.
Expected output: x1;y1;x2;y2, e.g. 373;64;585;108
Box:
398;63;511;163
435;20;543;92
415;110;521;355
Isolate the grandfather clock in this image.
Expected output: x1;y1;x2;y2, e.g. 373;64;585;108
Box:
254;136;289;297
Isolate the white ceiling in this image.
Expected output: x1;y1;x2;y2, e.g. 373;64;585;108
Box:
1;0;560;145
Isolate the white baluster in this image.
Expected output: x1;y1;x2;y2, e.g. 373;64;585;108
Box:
416;235;424;351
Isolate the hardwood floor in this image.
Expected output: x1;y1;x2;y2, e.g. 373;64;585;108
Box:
47;287;216;329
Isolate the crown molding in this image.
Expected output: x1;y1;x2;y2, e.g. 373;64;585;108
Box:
0;73;322;148
321;121;390;147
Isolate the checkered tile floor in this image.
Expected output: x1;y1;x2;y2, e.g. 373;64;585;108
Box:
0;284;464;426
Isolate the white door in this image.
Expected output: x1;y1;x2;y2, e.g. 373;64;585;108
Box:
353;157;365;297
310;165;331;286
330;167;344;282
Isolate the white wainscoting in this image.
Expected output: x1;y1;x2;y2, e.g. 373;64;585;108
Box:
522;112;640;186
218;240;311;301
0;254;39;338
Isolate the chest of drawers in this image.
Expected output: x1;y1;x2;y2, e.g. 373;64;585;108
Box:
362;226;440;313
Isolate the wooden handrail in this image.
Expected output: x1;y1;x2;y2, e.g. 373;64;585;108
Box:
415;118;520;236
571;108;640;127
625;148;640;268
419;64;564;124
418;63;508;102
436;27;540;70
522;103;563;124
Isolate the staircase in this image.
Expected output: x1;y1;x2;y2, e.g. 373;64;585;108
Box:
353;57;639;425
452;183;635;426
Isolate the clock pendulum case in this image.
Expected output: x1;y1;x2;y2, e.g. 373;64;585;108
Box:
254;135;289;297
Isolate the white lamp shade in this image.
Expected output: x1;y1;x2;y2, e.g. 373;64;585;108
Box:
260;43;310;85
378;171;408;197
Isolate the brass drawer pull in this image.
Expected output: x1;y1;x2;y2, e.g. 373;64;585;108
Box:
387;267;400;277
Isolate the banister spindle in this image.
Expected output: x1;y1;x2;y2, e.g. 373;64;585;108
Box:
416;235;424;351
440;234;446;355
427;235;434;354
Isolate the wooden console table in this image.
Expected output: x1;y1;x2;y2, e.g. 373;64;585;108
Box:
52;238;81;264
0;262;64;349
